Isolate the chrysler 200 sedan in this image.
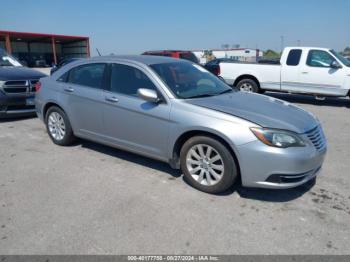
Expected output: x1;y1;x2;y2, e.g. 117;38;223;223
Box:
35;55;327;194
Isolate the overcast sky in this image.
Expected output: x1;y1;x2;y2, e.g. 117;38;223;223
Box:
1;0;349;55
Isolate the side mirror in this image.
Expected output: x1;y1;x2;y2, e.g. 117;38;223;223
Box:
137;88;160;103
330;60;342;69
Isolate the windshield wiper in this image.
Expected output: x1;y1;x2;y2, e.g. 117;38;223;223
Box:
185;89;233;99
186;93;217;99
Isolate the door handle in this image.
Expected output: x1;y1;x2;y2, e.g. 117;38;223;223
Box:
105;96;119;103
301;71;309;74
64;87;74;93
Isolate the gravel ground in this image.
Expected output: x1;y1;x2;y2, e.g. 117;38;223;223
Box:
0;93;349;255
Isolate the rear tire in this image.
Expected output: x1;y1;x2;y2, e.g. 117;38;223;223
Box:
45;106;76;146
180;136;238;194
236;79;259;93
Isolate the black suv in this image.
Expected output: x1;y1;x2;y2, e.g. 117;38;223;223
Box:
0;48;46;118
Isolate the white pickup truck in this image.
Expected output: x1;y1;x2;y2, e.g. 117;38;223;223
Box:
219;47;350;97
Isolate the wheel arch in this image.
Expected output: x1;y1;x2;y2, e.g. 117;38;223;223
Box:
233;74;261;89
170;130;241;177
43;101;66;119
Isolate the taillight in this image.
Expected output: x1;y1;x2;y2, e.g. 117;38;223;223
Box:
34;81;41;92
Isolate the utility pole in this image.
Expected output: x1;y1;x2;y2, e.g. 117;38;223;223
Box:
280;36;284;52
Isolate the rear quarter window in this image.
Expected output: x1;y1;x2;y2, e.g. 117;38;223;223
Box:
286;49;302;66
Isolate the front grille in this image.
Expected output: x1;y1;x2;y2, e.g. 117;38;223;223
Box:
4;87;27;93
2;80;38;94
305;125;327;152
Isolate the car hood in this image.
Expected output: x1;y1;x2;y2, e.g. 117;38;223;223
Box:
0;67;46;81
186;91;318;134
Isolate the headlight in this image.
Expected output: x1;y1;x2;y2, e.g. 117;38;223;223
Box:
250;127;306;148
0;81;5;88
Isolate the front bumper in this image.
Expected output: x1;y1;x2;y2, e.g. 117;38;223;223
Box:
0;91;36;118
236;139;327;189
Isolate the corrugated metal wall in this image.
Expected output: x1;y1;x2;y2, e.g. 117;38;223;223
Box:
60;40;88;59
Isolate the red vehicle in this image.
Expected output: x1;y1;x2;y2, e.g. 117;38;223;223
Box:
142;50;199;63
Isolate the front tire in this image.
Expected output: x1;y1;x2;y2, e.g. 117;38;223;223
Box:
180;136;238;194
45;106;76;146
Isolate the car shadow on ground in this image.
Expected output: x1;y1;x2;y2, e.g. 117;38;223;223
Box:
80;140;181;178
265;92;350;108
80;140;315;202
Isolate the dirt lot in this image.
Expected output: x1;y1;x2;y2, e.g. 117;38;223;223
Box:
0;93;350;255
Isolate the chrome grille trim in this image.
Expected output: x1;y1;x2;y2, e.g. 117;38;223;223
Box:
305;125;327;152
2;79;39;94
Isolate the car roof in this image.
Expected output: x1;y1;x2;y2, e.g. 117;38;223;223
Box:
284;46;331;51
88;55;188;65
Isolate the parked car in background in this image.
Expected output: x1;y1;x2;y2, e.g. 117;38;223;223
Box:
14;53;53;68
50;58;82;75
35;55;326;194
217;47;350;98
142;50;199;63
0;48;46;118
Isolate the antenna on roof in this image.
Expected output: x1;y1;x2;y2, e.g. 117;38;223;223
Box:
96;48;102;56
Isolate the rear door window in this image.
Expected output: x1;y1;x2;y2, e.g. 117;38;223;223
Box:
67;63;106;88
286;49;302;66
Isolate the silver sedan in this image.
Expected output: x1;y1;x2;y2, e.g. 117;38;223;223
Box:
35;55;326;194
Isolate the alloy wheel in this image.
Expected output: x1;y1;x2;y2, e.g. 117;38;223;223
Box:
186;144;224;186
48;112;66;141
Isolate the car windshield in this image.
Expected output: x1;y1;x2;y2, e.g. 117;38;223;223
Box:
330;50;350;67
150;62;234;99
0;49;22;67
